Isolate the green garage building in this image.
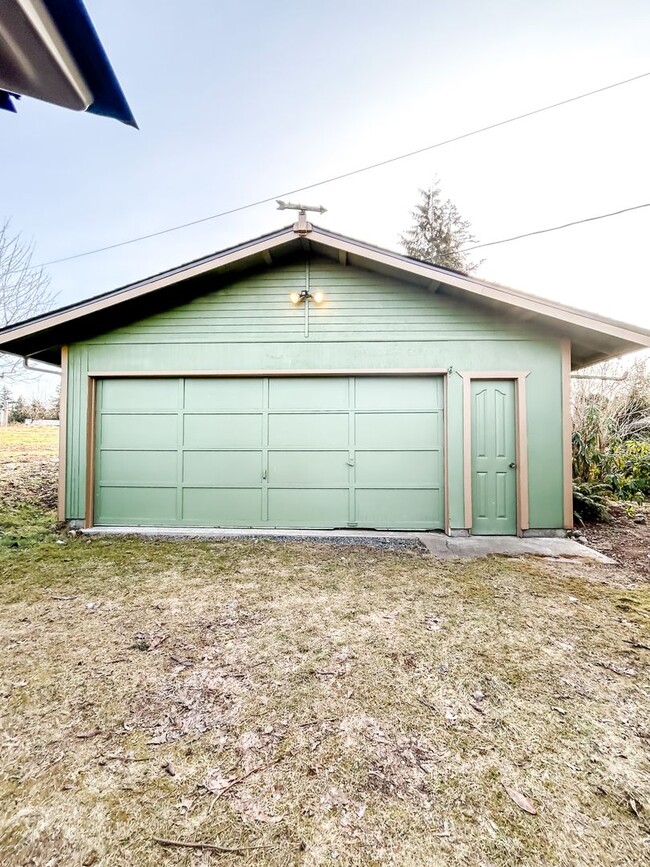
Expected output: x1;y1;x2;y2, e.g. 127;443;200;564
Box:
2;222;649;535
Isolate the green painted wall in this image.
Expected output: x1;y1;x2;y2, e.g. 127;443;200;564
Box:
65;254;565;529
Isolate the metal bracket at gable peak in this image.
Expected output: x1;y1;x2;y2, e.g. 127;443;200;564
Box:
293;210;313;235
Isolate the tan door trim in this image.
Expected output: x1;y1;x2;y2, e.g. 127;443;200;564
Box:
84;370;450;531
459;371;530;537
57;346;69;521
84;376;97;529
561;339;574;529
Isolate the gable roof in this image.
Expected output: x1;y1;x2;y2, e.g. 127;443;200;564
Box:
1;223;649;369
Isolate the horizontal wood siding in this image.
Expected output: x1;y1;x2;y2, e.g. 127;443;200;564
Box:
85;257;529;344
66;254;565;529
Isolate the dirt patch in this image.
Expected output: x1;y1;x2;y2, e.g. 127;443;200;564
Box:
0;458;58;511
584;502;650;579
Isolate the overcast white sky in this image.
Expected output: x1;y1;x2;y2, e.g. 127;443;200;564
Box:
2;0;649;398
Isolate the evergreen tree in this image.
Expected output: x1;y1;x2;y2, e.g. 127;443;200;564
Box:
28;398;48;420
400;181;480;273
9;396;28;423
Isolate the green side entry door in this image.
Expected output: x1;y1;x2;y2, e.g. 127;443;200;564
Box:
470;379;517;535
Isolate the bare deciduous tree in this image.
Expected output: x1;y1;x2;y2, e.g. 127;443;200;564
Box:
0;219;56;383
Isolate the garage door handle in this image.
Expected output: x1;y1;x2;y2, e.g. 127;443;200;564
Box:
262;470;267;480
509;462;517;469
346;460;355;467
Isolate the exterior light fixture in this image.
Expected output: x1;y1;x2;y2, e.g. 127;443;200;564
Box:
289;289;324;304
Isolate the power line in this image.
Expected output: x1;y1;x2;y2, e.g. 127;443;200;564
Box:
31;69;650;269
462;202;650;251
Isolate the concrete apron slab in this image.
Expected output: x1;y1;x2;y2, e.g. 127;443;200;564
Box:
82;527;614;563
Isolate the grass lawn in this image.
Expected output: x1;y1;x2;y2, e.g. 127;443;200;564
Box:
0;425;649;865
1;537;649;866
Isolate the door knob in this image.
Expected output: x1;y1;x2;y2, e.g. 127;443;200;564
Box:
509;462;517;469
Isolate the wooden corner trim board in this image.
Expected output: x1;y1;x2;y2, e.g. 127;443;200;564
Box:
84;376;97;529
561;339;573;529
458;371;531;537
57;346;68;521
443;372;451;535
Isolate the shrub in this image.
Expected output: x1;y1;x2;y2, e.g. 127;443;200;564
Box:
573;481;611;524
606;440;650;501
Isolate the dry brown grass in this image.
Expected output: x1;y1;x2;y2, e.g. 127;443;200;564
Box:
0;424;58;460
0;536;648;866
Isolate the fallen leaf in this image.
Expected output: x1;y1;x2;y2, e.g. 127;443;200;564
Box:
161;761;176;776
502;783;538;815
201;768;233;795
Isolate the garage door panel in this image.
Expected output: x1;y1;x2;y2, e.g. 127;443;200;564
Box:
97;486;178;525
356;412;440;449
183;451;262;486
101;378;179;411
268;451;349;486
269;413;348;448
183;488;262;525
184;413;263;448
355;450;441;487
95;376;445;530
355;376;442;410
184;378;263;410
98;450;177;486
101;413;178;449
269;377;348;410
268;488;348;526
356;489;441;528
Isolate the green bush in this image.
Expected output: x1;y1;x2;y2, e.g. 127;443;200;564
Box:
573;481;611;524
606;440;650;501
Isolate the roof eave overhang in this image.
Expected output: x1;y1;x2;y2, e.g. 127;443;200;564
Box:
1;224;649;368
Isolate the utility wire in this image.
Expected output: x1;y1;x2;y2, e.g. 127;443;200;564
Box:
462;202;650;251
29;69;650;270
